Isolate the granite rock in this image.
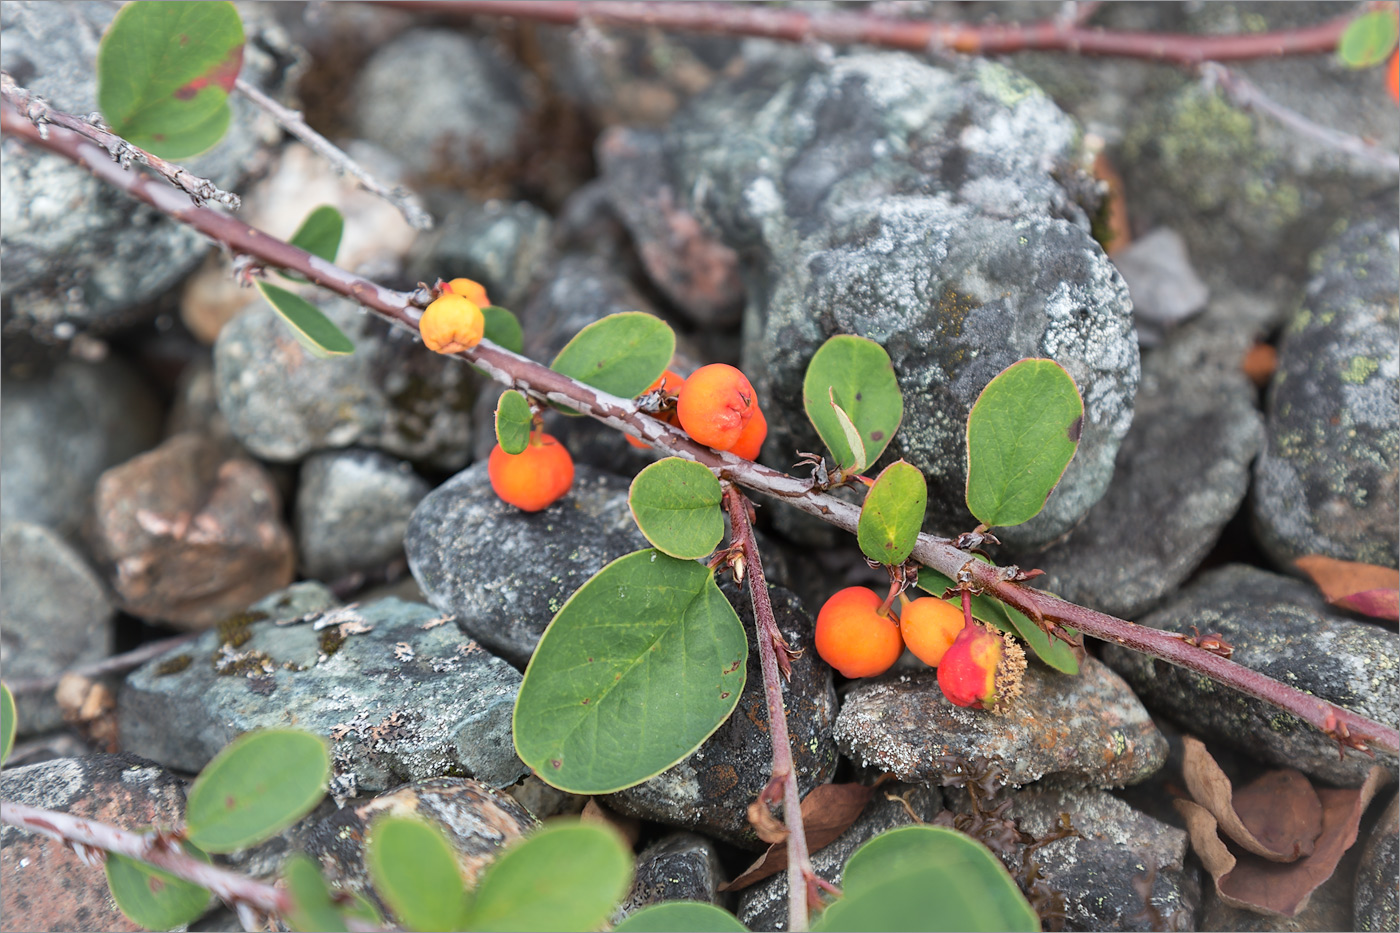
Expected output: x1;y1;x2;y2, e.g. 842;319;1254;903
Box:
1354;793;1399;933
295;448;429;582
614;832;726;922
408;198;554;311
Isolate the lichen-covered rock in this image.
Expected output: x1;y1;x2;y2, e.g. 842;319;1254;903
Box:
834;658;1166;788
1102;565;1399;786
215;295;478;469
1354;793;1399;932
120;594;526;790
614;833;726;922
295;448;429;582
1253;210;1399;570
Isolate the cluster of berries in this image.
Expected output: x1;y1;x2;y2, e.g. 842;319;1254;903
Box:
815;587;1025;710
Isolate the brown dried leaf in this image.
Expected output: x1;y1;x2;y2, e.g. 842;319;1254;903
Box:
747;797;791;846
1295;555;1400;621
723;783;874;891
1181;736;1320;861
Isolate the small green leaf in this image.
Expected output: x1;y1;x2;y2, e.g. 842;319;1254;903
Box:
184;729;330;853
284;854;347;933
106;846;211;931
965;359;1083;528
628;458;725;559
616;902;750;932
495;390;533;456
829;389;868;474
483;306;524;355
289;206;344;264
465;822;632;932
257;281;356;359
803;336;903;472
514;550;747;794
550;313;674;410
915;566;1079;675
97;1;244;158
1;682;15;765
366;816;470;933
814;826;1039;932
857;460;927;566
1338;10;1399;68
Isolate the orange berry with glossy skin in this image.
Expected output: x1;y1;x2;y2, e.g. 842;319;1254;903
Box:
1390;51;1399;103
815;587;904;679
488;431;575;512
728;403;767;461
420;293;485;354
937;621;1025;711
445;277;490;307
628;370;688;449
677;364;758;451
899;596;964;667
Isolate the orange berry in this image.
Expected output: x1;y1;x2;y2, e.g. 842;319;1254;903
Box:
815;587;904;679
488;432;575;512
445;277;490;307
420;293;485;354
899;596;964;667
628;370;687;450
728;403;767;461
676;363;757;451
937;621;1025;711
1390;51;1399;104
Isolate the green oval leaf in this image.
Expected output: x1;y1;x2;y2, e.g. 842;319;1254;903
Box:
1338;10;1400;68
628;459;725;559
184;729;330;853
466;822;632;932
813;826;1039;932
965;359;1083;528
289;206;344;264
858;460;927;566
106;845;211;931
284;853;348;933
514;550;748;794
616;902;750;932
367;816;470;933
495;390;534;456
550;312;674;407
1;682;15;765
915;567;1079;675
483;306;525;355
256;281;356;359
97;1;244;159
803;336;903;472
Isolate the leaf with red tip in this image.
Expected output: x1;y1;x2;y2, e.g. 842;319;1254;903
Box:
1295;555;1399;621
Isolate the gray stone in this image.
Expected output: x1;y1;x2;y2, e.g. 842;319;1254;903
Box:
350;29;529;179
120;595;527;791
605;581;839;849
504;774;589;822
615;832;726;922
613;54;1138;548
1113;228;1209;347
1;357;162;539
214;294;478;469
0;1;298;338
1355;793;1399;933
408;199;554;311
737;783;944;932
835;658;1166;789
295;448;429;582
405;462;648;667
1253;210;1399;570
0;522;112;735
1102;565;1399;786
1018;314;1263;620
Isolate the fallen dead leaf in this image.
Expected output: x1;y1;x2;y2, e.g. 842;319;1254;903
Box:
1181;736;1321;861
1295;555;1399;622
723;783;873;891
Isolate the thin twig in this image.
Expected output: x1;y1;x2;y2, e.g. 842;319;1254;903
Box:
726;485;818;932
378;1;1354;66
5;96;1394;762
0;72;240;209
232;78;434;230
5;634;199;696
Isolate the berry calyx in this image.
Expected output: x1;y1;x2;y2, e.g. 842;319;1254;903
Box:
420;293;485;355
815;586;904;679
936;621;1026;712
898;595;964;667
444;277;490;308
728;402;768;461
488;431;575;512
628;370;688;450
676;363;758;451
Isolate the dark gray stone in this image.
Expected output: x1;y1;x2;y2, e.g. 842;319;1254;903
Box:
1113;228;1209;347
737;783;943;932
1102;565;1399;786
409;199;554;311
214;294;478;469
834;658;1166;789
604;581;839;849
1;357;161;539
295;448;429;582
1253;210;1399;570
405;462;648;668
120;595;527;791
1019;314;1263;620
350;29;530;179
1354;793;1399;933
615;832;726;922
1;522;112;735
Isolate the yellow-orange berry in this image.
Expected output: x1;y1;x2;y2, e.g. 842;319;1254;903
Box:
815;587;904;679
676;363;757;451
728;403;767;461
488;431;575;512
628;370;688;450
420;293;485;354
937;621;1025;711
445;277;490;307
899;596;964;667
